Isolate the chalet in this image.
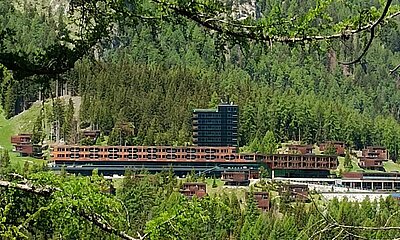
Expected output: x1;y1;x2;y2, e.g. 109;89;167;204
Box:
279;184;309;202
81;130;101;141
222;171;250;186
180;182;207;198
358;157;384;170
11;134;32;145
319;141;345;156
10;134;43;158
362;146;388;160
286;144;313;155
253;192;270;211
358;146;388;170
249;169;260;179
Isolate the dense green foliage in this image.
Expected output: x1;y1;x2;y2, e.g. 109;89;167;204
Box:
2;169;400;239
1;0;400;158
77;55;400;159
2;1;400;239
73;1;398;159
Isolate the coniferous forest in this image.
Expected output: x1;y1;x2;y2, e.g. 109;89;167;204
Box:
2;0;400;158
1;0;400;239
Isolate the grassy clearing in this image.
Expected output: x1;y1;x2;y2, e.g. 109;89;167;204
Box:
350;156;363;172
0;108;14;150
0;106;46;170
384;160;400;172
336;156;363;174
9;102;44;134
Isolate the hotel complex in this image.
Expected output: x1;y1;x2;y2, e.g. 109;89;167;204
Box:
12;102;400;191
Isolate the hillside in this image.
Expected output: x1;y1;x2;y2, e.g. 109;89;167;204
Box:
0;104;46;169
1;0;400;158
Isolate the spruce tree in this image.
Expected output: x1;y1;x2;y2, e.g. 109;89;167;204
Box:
0;149;11;172
22;161;30;177
261;131;278;154
344;150;352;172
32;112;44;144
212;176;217;188
62;98;75;143
3;84;16;119
249;137;260;153
208;91;220;108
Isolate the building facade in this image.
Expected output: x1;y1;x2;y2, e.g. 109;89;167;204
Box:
192;103;238;147
50;145;338;176
319;141;346;156
180;182;207;198
222;171;250;186
359;146;388;170
253;192;270;211
11;134;42;158
279;184;309;202
285;144;313;154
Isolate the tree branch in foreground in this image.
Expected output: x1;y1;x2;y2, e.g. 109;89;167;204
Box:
390;63;400;74
155;0;400;44
339;0;393;65
297;190;400;239
76;208;145;240
0;179;143;240
0;180;59;197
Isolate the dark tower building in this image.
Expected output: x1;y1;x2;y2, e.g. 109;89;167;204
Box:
192;103;238;146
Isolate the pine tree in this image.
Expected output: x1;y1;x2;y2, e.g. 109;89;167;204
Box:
60;165;67;178
212;176;217;188
208;91;220;108
245;188;260;221
344;150;352;171
62;98;75;143
22;161;30;177
249;137;260;153
325;143;337;155
32;111;44;144
3;84;16;119
261;130;278;154
187;168;197;182
0;149;11;171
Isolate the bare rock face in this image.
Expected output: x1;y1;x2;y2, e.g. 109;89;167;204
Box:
230;0;258;20
14;0;69;15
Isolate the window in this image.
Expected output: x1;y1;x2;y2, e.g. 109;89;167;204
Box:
127;154;138;159
147;148;157;153
167;154;177;159
128;148;138;153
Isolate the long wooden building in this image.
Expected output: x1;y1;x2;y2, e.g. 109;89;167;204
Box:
50;145;338;177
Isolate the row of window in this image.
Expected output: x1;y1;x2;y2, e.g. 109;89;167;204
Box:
194;126;237;131
195;119;238;125
194;137;238;142
56;154;240;160
55;152;335;162
194;113;238;118
217;106;238;112
195;131;237;136
55;147;235;154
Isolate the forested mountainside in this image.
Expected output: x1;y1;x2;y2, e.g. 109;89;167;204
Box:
4;1;400;240
1;0;400;157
